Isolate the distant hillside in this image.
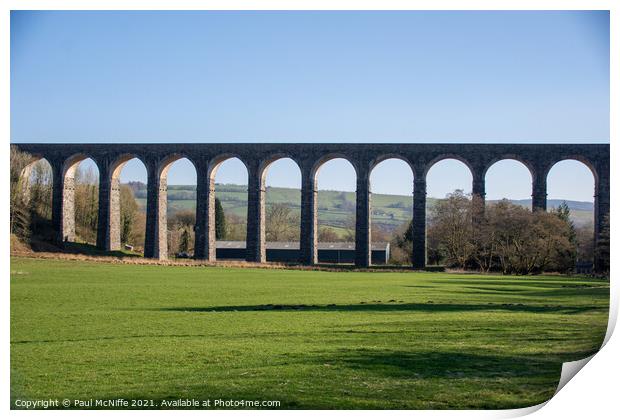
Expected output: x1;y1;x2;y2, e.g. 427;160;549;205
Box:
131;183;594;232
505;198;594;212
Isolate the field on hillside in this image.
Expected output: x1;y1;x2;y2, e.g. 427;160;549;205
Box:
10;258;608;409
134;184;595;233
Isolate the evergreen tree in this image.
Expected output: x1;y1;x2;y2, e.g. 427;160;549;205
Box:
595;214;610;274
215;197;226;240
555;201;576;243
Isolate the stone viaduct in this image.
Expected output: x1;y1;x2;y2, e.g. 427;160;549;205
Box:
13;143;610;269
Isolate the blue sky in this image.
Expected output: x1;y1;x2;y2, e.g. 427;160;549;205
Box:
11;11;608;200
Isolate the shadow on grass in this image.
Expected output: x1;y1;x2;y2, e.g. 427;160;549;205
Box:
59;242;142;259
427;278;607;289
158;302;604;315
454;285;610;299
312;348;598;381
86;349;598;409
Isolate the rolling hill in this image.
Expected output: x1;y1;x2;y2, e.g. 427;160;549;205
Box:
131;183;594;232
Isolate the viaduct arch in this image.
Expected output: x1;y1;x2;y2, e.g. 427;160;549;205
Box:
13;143;610;269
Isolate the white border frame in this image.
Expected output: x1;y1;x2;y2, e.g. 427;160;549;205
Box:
2;2;617;419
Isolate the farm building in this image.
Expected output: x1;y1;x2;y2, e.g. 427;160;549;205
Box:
215;241;390;264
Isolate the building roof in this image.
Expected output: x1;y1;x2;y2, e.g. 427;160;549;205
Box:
215;241;390;251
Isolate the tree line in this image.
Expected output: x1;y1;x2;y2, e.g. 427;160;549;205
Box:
10;147;144;249
10;147;52;241
10;145;292;255
390;190;608;274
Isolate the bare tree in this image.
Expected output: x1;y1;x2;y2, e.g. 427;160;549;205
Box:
482;201;575;274
266;203;299;241
318;227;339;242
171;209;196;228
10;146;33;238
371;224;391;242
73;166;99;243
225;214;247;241
120;185;139;245
428;190;475;269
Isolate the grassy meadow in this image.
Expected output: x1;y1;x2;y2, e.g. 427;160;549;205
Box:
10;257;608;409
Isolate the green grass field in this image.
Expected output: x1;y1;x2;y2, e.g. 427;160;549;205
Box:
11;257;609;409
